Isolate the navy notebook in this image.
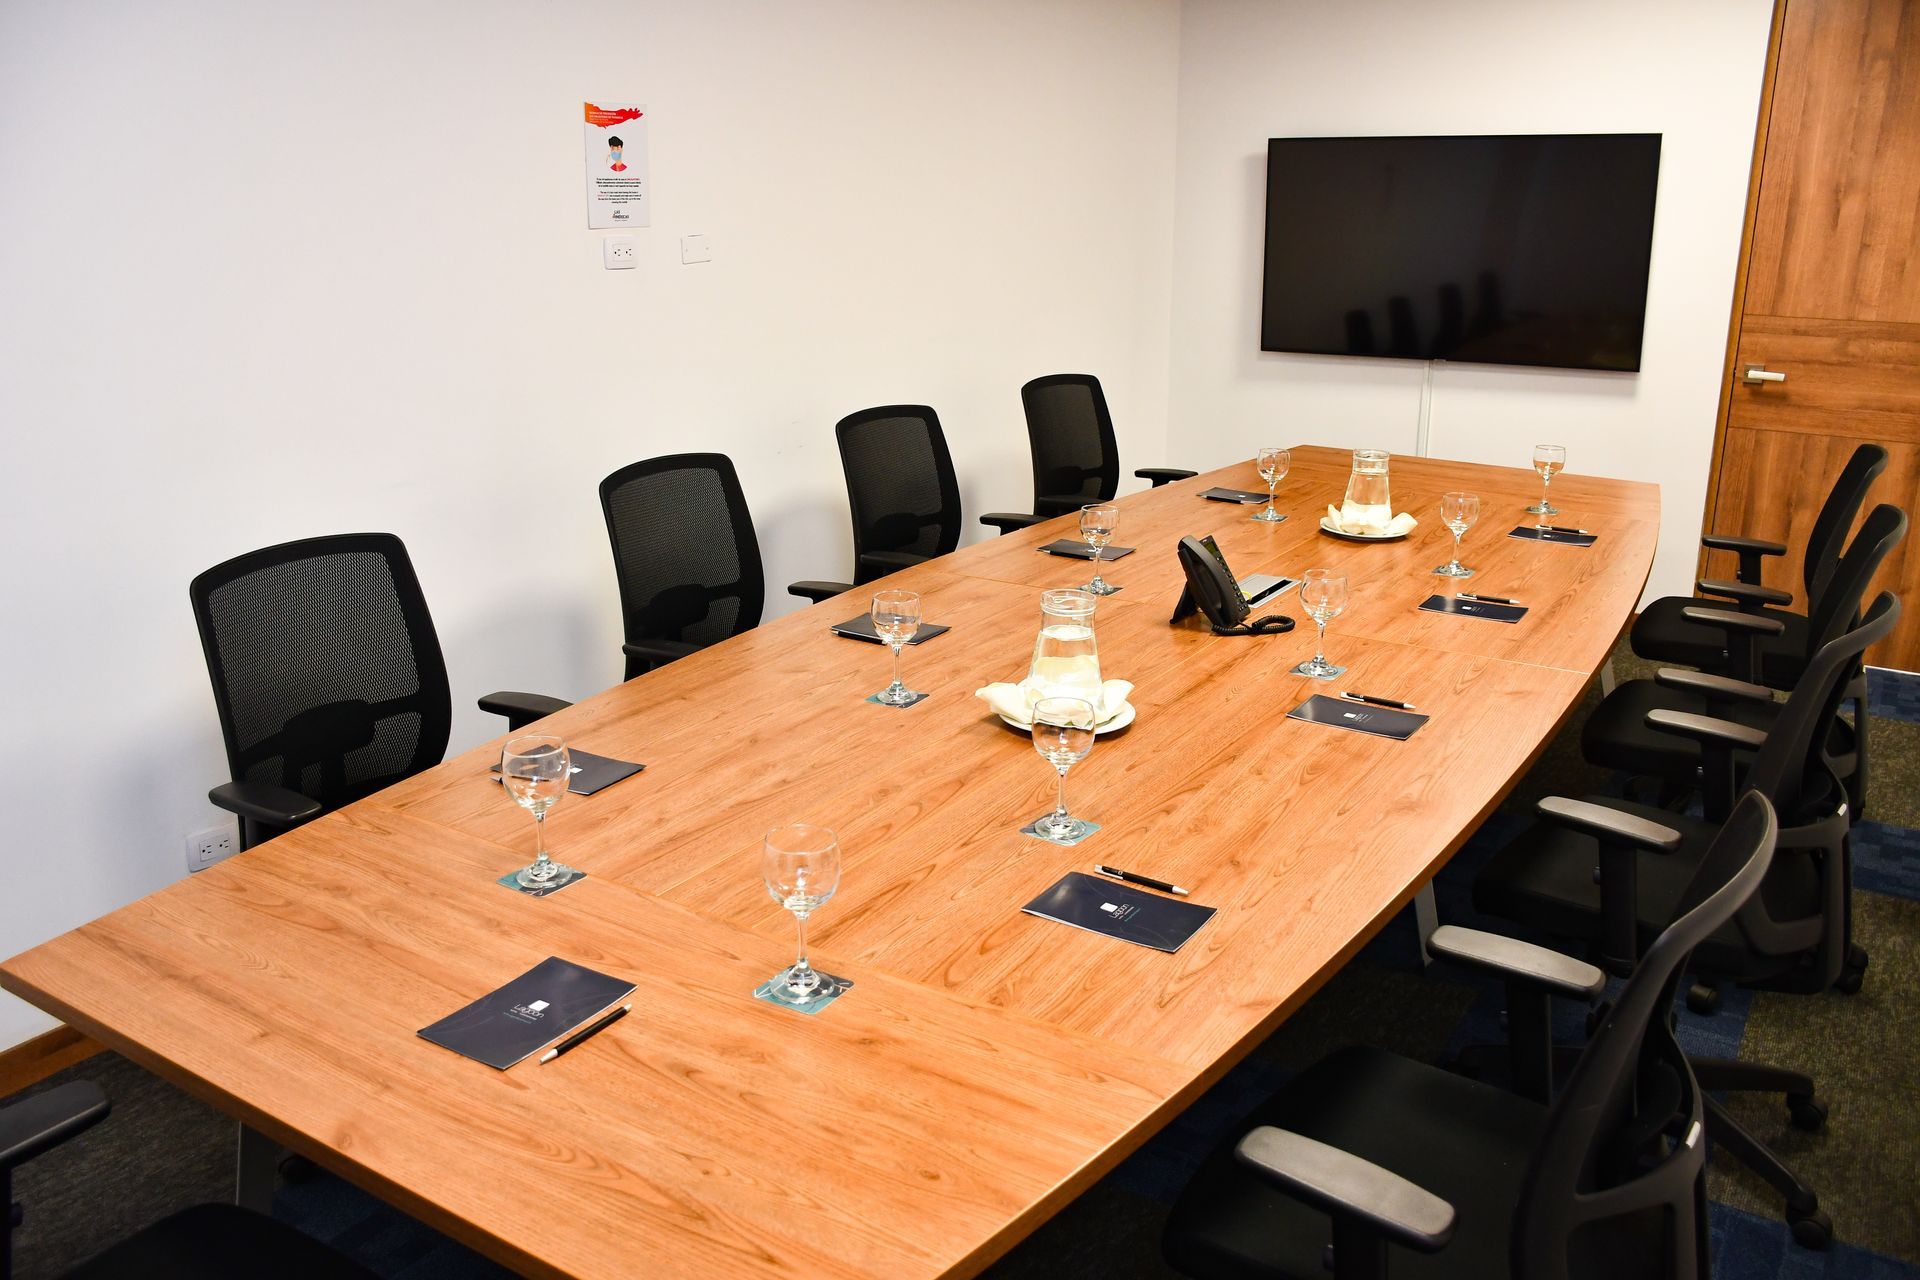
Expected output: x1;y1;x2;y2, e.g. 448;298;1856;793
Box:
1021;872;1217;953
1038;540;1137;560
491;749;645;797
1199;487;1270;504
831;615;951;645
1507;526;1597;548
1418;594;1529;624
417;957;636;1070
1286;694;1428;741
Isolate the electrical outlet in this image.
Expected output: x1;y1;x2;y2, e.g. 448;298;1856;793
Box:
186;822;239;871
602;235;637;269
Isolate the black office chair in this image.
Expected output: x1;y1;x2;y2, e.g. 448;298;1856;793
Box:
1582;504;1905;822
979;373;1197;535
1;1080;374;1279
191;533;569;849
789;406;964;603
1162;792;1778;1280
600;453;764;679
1629;443;1885;687
1475;593;1900;1248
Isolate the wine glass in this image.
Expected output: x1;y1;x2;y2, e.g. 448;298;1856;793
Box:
1434;491;1480;577
1080;503;1121;596
870;589;923;705
1029;696;1096;842
761;824;842;1004
1291;569;1349;680
1253;447;1290;523
501;734;575;887
1528;444;1566;517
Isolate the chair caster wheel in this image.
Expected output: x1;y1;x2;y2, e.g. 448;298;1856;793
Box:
1686;982;1721;1016
1847;944;1869;971
1833;970;1864;995
1788;1206;1832;1250
1787;1094;1829;1132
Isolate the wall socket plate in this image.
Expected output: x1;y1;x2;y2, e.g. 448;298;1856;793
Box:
186;821;239;871
603;235;637;269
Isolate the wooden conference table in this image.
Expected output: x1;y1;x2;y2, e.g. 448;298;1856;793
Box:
3;447;1657;1280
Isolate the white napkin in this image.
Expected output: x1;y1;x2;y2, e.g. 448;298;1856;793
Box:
975;679;1134;726
1325;504;1418;537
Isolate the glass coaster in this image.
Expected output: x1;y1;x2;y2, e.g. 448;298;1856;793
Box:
753;970;854;1015
496;867;586;898
1020;815;1102;846
866;690;929;708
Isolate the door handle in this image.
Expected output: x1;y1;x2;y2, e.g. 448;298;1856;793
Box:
1741;363;1787;385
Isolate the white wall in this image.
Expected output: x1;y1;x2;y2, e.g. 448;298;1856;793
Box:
1166;0;1774;603
0;0;1181;1049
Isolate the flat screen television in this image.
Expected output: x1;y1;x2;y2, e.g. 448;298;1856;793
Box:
1261;134;1661;372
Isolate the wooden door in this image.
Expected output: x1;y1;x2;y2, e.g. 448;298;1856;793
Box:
1705;0;1920;671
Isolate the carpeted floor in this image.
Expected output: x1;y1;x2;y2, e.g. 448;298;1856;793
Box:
7;656;1916;1279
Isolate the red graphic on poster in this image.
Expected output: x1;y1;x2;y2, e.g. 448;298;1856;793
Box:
585;104;644;127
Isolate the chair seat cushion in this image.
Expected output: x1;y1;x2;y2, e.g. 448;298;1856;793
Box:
61;1203;378;1280
1164;1046;1546;1279
1628;596;1810;687
1579;679;1775;783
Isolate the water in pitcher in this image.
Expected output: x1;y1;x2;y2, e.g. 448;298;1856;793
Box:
1339;448;1393;529
1027;589;1102;715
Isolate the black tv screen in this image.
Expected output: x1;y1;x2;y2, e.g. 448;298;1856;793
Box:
1261;134;1661;372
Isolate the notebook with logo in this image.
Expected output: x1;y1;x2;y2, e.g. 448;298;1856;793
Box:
490;750;645;796
830;615;951;645
1417;594;1529;624
1020;871;1217;953
1038;540;1137;560
1199;487;1271;504
1507;526;1598;547
417;956;636;1070
1286;694;1429;741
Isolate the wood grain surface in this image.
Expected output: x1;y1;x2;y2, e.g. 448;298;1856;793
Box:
2;448;1657;1279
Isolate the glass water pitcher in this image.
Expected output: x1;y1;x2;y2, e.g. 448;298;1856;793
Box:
1027;589;1102;716
1340;449;1393;529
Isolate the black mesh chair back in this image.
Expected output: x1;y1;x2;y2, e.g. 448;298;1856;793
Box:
599;453;765;679
190;533;451;834
835;405;962;583
1801;502;1905;663
1516;791;1777;1280
1022;374;1120;516
1800;444;1887;606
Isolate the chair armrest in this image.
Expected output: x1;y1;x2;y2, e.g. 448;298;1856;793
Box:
787;580;851;604
1537;797;1682;853
209;780;323;829
0;1080;110;1173
1701;533;1786;586
1234;1127;1455;1254
477;691;572;732
1654;668;1775;705
979;512;1046;535
857;550;926;575
1680;605;1786;637
1696;578;1792;609
1427;925;1605;1000
1645;709;1767;753
1136;467;1199;486
622;638;700;665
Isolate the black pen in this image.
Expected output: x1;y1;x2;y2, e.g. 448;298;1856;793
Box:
1457;592;1519;604
1094;865;1190;897
1341;691;1417;711
539;1004;630;1065
1540;524;1593;536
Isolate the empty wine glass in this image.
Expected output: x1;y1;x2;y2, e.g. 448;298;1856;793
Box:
1254;447;1290;523
1029;696;1096;842
1292;569;1349;680
870;589;923;705
1434;491;1480;577
1528;444;1566;517
1080;503;1121;596
501;734;575;887
761;824;842;1004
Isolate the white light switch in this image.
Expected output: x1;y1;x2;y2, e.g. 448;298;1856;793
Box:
680;234;710;264
603;236;637;270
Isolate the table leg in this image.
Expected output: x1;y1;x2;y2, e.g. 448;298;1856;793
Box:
1413;883;1439;969
236;1123;277;1212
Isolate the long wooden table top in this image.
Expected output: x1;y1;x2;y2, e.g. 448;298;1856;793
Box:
3;446;1657;1280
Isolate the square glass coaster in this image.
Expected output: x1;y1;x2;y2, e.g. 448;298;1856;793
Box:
753;970;854;1015
866;690;929;708
1020;815;1102;846
496;867;587;898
